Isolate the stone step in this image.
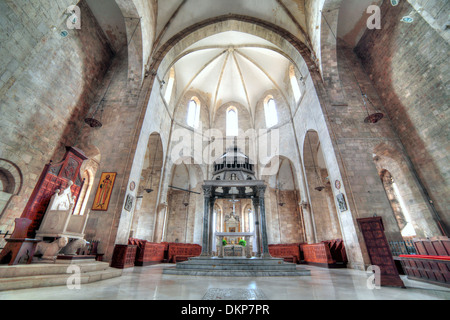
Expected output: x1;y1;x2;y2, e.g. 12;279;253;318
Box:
162;256;311;277
0;261;110;278
0;267;123;292
175;262;297;271
163;267;311;277
185;257;288;265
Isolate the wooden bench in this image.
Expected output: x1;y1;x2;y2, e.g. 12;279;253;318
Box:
302;243;335;267
398;254;450;287
268;244;301;264
323;239;348;265
413;238;450;256
110;244;137;269
128;238;165;266
167;243;201;263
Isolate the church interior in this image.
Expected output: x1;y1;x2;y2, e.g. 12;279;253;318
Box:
0;0;449;301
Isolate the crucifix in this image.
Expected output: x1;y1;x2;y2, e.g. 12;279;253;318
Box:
228;196;240;221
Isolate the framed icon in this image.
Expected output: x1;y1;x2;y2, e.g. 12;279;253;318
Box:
92;172;117;211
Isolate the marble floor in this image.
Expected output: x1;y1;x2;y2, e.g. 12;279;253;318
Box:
0;264;448;300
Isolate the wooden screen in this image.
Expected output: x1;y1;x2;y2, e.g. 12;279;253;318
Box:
357;217;405;288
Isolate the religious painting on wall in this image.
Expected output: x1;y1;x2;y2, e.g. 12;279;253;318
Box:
337;193;348;212
92;172;117;211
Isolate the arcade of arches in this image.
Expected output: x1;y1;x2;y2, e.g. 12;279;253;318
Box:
0;0;449;297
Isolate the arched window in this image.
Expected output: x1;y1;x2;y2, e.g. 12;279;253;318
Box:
226;107;238;136
289;65;302;103
164;68;175;104
264;96;278;128
187;97;200;128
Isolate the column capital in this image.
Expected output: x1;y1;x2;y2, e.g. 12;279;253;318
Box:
255;185;267;197
202;185;213;198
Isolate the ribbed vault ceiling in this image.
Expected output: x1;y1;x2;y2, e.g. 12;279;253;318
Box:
170;31;292;116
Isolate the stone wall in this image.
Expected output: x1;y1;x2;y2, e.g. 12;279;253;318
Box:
0;0;113;232
355;0;449;233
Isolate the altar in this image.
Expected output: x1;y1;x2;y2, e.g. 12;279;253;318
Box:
215;232;254;258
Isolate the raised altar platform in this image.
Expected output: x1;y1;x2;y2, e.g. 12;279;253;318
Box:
162;256;311;277
0;257;122;291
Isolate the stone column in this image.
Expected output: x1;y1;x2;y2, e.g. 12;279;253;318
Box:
300;201;315;244
252;197;262;257
257;186;271;258
208;197;215;256
245;235;252;258
201;186;212;256
218;235;224;258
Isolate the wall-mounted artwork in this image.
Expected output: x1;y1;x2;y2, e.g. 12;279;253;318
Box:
337;193;348;212
124;194;134;212
92;172;117;211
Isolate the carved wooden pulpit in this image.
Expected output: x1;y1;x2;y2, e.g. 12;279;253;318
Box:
0;147;87;265
21;146;87;238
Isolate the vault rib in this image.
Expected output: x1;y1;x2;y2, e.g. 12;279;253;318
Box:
173;49;228;117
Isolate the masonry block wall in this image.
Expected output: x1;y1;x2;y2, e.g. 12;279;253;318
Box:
0;0;113;232
355;0;450;233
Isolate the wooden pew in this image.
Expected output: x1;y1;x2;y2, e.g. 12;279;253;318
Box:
268;244;301;264
110;244;137;269
302;240;348;268
128;238;165;266
167;243;202;263
399;255;450;287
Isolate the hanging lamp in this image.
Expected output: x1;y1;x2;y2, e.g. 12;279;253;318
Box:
84;98;105;128
361;92;384;124
183;190;190;207
277;181;285;206
307;133;325;192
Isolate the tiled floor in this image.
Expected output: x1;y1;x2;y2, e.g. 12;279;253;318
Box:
0;264;448;300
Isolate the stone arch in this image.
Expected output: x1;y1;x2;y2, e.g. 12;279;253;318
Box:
373;142;443;238
114;0;147;84
164;157;204;244
320;0;346;103
0;159;23;219
259;155;305;244
302;130;342;243
145;15;324;120
132;132;164;240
